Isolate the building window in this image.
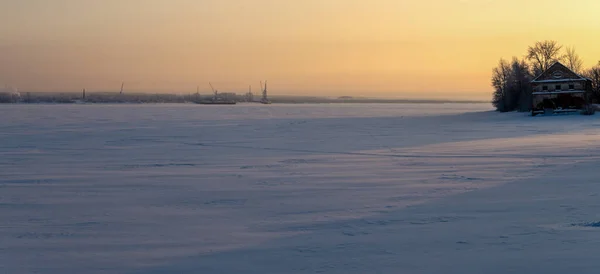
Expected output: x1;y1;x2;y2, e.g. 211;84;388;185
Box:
553;71;563;79
569;84;575;90
556;85;562;90
542;86;548;91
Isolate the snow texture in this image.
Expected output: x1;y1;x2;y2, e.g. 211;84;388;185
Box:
3;103;600;273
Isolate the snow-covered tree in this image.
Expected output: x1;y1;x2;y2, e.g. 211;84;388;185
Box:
509;58;534;112
491;59;512;112
491;57;533;112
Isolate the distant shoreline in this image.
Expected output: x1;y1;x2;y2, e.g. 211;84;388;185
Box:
0;100;489;105
0;92;489;105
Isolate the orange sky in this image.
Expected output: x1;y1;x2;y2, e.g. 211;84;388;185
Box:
1;0;600;100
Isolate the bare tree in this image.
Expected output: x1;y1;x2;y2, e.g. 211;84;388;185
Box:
583;63;600;103
564;46;584;74
527;40;563;76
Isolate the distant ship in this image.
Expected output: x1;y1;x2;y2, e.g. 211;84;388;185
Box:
72;88;87;104
195;83;237;105
196;99;237;105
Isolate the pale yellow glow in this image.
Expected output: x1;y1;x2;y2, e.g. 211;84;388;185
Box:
1;0;600;100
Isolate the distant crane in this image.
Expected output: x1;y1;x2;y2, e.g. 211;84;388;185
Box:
260;80;271;104
247;85;254;102
263;81;267;101
209;82;218;100
194;82;236;104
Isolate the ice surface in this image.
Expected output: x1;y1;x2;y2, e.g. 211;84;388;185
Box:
2;103;600;273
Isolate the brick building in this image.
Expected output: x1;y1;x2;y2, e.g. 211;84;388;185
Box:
531;62;593;115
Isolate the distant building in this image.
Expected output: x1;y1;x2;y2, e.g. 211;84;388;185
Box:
531;62;592;115
0;86;20;103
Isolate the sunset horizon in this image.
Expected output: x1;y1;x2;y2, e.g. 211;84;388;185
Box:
2;0;600;100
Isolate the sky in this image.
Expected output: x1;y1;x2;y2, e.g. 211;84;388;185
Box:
1;0;600;100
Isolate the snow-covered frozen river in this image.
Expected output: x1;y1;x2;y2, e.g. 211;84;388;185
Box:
3;103;600;273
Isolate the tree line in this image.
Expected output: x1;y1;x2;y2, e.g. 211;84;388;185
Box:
492;40;600;112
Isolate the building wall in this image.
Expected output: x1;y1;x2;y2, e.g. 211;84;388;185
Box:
532;92;586;111
532;81;584;93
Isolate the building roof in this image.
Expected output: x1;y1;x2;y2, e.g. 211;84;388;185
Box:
531;61;591;83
